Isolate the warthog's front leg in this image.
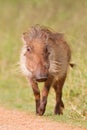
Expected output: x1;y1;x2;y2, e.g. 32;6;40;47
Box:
29;78;40;114
38;78;52;115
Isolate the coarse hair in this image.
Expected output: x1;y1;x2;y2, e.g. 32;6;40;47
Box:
22;24;63;44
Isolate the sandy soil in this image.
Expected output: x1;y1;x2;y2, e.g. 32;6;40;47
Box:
0;107;86;130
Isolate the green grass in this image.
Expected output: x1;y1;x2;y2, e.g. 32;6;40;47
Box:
0;0;87;128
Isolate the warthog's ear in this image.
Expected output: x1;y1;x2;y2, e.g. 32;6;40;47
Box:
47;32;64;46
21;32;29;44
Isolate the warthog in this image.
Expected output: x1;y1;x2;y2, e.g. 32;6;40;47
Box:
20;25;74;115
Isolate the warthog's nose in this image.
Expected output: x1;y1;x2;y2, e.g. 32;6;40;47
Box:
36;74;48;82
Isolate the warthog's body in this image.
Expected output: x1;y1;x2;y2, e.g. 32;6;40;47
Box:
20;25;73;115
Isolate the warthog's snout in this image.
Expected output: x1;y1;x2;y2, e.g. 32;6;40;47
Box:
36;74;48;82
35;67;48;82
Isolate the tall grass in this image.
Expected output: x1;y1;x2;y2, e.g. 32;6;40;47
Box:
0;0;87;128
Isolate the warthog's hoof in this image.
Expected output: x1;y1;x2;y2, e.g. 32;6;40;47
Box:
38;104;46;116
54;101;64;115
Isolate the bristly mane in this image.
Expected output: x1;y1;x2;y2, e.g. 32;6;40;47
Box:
23;24;61;43
23;25;53;42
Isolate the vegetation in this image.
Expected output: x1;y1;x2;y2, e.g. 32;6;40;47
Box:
0;0;87;128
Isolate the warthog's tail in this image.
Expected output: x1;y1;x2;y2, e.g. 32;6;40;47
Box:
70;63;75;68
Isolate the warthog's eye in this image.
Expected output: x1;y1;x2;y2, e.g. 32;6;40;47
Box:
27;46;31;52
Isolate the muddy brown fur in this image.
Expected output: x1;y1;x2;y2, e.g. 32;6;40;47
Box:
20;24;74;116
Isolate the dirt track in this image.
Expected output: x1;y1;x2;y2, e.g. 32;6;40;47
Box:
0;107;86;130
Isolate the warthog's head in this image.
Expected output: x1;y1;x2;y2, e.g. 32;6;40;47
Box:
20;25;51;82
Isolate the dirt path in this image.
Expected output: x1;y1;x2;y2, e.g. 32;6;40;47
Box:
0;107;86;130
